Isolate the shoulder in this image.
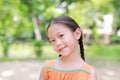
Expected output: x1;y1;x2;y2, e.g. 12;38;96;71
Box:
82;63;97;80
90;67;97;80
39;60;55;80
44;60;55;67
82;63;93;71
39;66;45;80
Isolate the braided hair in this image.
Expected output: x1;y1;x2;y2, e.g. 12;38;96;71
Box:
47;16;85;61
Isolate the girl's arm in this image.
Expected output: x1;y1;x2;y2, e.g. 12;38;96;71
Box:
39;67;45;80
90;68;97;80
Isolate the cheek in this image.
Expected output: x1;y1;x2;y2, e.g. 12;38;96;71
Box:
64;36;75;44
65;38;77;49
51;44;58;52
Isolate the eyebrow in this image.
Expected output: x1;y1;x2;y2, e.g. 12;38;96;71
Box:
48;37;53;41
48;31;63;40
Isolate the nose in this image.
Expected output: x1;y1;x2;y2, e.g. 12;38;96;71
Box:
56;39;62;47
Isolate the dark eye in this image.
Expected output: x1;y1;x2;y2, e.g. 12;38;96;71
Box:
59;34;64;37
50;39;55;43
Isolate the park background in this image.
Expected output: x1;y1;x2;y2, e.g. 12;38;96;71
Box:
0;0;120;80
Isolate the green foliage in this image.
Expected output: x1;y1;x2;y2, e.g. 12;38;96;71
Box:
0;35;11;57
32;40;44;57
112;0;120;27
0;0;120;59
111;35;120;44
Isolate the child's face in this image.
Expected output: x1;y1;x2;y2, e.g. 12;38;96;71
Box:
47;23;81;57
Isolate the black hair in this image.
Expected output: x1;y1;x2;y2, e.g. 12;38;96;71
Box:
47;16;85;61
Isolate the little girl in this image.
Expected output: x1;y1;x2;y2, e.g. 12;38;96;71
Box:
39;16;97;80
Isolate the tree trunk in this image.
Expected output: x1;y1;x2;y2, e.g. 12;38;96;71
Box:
30;13;42;41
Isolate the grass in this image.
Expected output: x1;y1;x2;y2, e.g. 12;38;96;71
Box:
0;42;120;61
0;42;57;61
85;44;120;60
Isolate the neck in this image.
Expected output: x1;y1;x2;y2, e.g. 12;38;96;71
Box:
59;51;84;64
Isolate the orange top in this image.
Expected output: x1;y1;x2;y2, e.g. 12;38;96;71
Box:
43;60;92;80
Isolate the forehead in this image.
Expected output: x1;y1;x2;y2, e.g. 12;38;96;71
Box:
48;23;70;31
47;23;71;37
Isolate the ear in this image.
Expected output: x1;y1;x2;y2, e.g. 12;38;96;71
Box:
74;28;81;40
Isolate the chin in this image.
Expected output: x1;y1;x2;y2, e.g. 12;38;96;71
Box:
60;52;70;57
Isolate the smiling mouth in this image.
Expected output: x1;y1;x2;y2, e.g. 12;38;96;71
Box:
58;46;67;52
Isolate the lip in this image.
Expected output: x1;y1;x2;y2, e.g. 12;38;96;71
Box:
58;46;67;52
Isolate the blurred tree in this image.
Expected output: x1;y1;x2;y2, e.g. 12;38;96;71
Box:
20;0;58;56
88;0;114;44
21;0;42;40
112;0;120;29
0;0;118;58
0;0;20;57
